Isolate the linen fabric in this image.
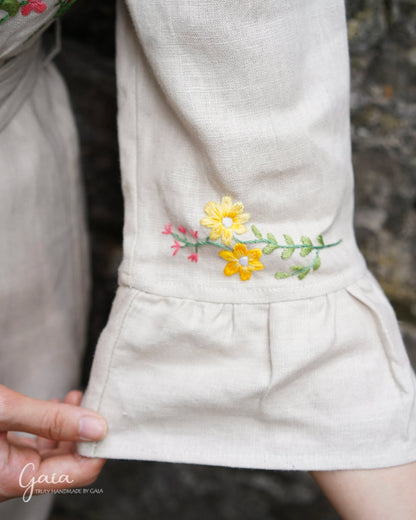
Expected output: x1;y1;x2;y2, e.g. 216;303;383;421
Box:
0;2;89;402
0;2;90;517
78;0;416;470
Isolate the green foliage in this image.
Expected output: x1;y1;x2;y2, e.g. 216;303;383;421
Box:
281;248;294;260
313;255;321;270
251;225;263;239
290;264;305;271
0;0;20;16
298;268;310;280
263;244;278;254
283;234;294;245
275;271;290;279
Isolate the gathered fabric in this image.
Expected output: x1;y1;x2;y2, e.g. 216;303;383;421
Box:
79;269;416;470
78;0;416;470
0;39;43;131
0;2;90;518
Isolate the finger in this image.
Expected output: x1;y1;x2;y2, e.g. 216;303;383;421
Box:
64;390;83;406
36;453;106;490
0;432;42;502
0;434;106;501
36;398;60;453
56;391;84;453
36;435;58;453
38;442;78;460
0;385;108;442
7;432;38;450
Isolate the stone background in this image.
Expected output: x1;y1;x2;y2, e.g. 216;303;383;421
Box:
48;1;416;518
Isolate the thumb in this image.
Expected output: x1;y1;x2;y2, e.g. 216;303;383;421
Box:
0;385;107;442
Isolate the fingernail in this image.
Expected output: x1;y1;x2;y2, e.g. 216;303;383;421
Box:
78;416;107;440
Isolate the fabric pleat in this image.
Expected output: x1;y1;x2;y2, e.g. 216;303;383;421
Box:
78;270;416;470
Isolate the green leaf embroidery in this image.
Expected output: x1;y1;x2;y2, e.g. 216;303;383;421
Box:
290;264;305;271
298;268;310;280
313;256;321;271
284;234;294;245
165;197;343;283
281;248;294;260
275;272;290;279
251;225;263;239
263;244;278;254
1;0;20;16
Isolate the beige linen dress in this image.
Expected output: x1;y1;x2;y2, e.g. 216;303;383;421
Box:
78;0;416;471
0;1;90;517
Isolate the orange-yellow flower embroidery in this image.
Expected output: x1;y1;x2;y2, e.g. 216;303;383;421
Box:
200;196;250;246
163;196;343;280
219;243;264;281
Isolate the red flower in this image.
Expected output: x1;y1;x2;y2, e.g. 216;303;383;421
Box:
190;229;198;239
178;226;187;234
162;223;172;235
188;253;198;263
171;240;181;256
21;0;47;16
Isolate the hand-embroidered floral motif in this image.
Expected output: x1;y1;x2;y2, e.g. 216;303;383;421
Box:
200;195;250;246
1;0;45;22
163;195;343;281
219;243;264;281
171;240;181;256
0;0;77;26
162;223;172;235
21;0;46;16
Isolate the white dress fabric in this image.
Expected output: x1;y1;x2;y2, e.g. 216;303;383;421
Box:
0;1;90;517
78;0;416;470
0;0;89;401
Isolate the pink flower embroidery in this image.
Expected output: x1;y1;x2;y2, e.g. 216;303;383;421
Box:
162;223;172;235
188;253;198;263
190;229;198;239
171;240;181;256
178;226;187;234
21;0;47;16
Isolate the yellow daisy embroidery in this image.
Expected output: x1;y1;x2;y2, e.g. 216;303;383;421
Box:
200;195;250;246
163;195;343;281
219;243;264;281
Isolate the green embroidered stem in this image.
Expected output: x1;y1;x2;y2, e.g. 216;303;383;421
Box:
54;0;77;18
234;236;342;250
275;250;321;280
248;225;340;280
171;232;234;252
167;222;342;281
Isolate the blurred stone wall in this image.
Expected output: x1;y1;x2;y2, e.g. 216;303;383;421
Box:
50;1;416;519
346;0;416;359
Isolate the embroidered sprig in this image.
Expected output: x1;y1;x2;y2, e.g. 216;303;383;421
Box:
1;0;47;23
163;196;342;282
246;226;339;280
0;0;76;26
